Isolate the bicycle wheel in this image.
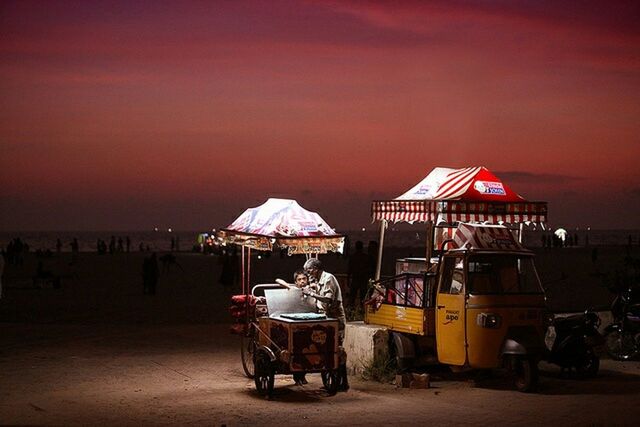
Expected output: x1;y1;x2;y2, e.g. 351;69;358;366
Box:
241;327;256;379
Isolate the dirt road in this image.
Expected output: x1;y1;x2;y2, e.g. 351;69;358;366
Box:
1;323;639;426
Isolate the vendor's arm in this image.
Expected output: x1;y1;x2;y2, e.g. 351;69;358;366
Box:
303;287;333;304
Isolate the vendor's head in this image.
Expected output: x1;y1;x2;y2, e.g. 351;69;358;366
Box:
303;258;323;281
293;269;308;288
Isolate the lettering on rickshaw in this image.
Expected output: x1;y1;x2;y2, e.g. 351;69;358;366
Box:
444;310;460;324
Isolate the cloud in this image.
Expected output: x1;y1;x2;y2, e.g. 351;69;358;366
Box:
494;171;583;184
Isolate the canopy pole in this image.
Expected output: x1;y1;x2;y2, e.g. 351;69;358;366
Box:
425;220;434;267
247;246;251;294
374;219;387;281
241;245;246;295
518;223;524;244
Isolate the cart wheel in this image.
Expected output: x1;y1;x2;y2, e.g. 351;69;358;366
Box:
254;349;275;398
321;370;339;395
241;331;256;379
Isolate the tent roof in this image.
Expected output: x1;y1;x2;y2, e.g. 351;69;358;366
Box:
396;166;524;202
372;166;547;224
218;198;344;254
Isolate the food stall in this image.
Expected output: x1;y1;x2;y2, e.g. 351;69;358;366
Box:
219;198;345;397
365;166;549;390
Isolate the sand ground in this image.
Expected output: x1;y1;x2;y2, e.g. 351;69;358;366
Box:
1;249;639;425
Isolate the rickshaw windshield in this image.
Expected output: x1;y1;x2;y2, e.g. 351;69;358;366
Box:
467;254;543;295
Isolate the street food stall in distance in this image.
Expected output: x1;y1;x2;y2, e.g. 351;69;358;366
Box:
220;198;345;397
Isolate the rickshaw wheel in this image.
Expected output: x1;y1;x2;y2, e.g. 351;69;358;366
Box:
511;356;538;393
321;370;339;395
241;331;256;379
254;350;275;398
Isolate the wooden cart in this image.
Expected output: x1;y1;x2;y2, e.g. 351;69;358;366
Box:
240;285;340;397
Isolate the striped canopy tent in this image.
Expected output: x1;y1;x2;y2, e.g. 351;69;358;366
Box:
218;198;344;255
372;166;547;225
370;166;547;280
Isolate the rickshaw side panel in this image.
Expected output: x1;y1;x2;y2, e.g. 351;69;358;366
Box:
258;317;339;372
365;305;426;335
466;294;546;368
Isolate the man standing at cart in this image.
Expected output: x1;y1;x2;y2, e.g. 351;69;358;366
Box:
303;258;349;391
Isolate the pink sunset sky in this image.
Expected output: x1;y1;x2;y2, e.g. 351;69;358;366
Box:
1;0;639;231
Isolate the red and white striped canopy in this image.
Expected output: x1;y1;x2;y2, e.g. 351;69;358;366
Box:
372;166;547;224
451;223;527;252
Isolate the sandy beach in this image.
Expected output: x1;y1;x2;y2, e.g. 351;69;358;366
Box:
1;247;639;425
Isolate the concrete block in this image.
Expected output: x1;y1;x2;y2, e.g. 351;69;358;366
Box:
344;321;389;375
395;373;430;389
409;373;430;389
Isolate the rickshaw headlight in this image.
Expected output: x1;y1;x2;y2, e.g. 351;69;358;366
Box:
477;313;501;329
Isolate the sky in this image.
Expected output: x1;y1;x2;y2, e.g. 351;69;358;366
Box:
1;0;640;231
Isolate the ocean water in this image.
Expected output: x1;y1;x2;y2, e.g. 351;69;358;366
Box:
1;228;639;253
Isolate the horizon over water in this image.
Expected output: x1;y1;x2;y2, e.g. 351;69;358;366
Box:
2;228;640;252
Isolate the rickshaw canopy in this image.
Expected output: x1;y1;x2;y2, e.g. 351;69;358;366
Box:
372;166;547;225
218;198;344;254
450;223;528;253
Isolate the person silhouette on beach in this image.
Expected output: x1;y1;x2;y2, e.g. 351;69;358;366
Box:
70;238;79;265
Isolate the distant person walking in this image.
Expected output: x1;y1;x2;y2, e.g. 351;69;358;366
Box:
126;236;131;253
56;238;62;255
109;236;116;255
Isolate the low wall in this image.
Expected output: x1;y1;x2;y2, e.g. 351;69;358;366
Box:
344;321;389;375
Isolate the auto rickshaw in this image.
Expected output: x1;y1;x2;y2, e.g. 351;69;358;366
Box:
366;223;547;391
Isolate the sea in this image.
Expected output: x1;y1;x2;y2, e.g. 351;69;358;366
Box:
1;228;639;253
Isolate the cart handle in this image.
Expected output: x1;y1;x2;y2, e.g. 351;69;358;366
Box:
249;320;283;354
251;282;290;297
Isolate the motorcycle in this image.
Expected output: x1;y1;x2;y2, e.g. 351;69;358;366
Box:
546;310;603;378
604;286;640;361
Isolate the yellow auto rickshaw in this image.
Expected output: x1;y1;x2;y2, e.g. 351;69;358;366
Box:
366;223;548;392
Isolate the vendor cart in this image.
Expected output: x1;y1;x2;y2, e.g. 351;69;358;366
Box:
220;198;344;397
240;284;340;397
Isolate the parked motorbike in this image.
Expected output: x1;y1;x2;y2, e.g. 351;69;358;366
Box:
546;310;603;378
605;286;640;361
